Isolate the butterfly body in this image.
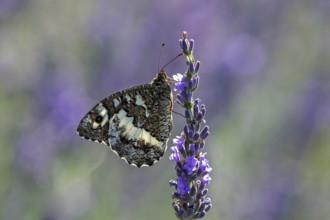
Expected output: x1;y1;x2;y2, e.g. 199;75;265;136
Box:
77;71;173;167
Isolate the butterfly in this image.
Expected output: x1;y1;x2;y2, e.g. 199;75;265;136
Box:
77;71;173;167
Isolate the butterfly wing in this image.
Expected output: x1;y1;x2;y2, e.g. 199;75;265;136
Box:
77;72;173;167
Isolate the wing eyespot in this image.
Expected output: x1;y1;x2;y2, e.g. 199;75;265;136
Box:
95;115;103;123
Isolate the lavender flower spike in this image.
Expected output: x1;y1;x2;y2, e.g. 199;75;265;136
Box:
169;31;212;219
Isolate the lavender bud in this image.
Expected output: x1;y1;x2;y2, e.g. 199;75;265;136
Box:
169;180;177;187
185;109;191;120
193;133;200;141
193;103;199;118
176;99;183;106
195;61;200;73
189;62;195;74
188;79;194;90
190;173;198;180
184;141;190;153
183;125;189;137
196;112;203;121
200;131;209;140
182;203;188;214
187;206;194;217
193;213;201;219
179;209;186;218
194;142;200;152
200;126;209;139
204;204;212;212
194;123;200;133
196;191;203;200
199;211;206;218
189;39;194;53
202;189;208;196
190;185;197;196
173;202;180;213
195;76;199;86
189;144;195;156
190;77;199;91
187;129;194;140
204;198;212;204
199;141;205;150
177;94;185;104
176;166;183;177
198;182;206;191
198;203;206;212
178;145;186;157
182;39;189;53
179;39;183;49
181;90;192;102
172;192;181;199
201;104;206;117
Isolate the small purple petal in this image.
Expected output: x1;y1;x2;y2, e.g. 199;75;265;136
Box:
169;146;180;162
177;177;190;195
183;156;198;175
199;155;212;173
201;174;212;185
173;73;186;91
173;136;184;146
169;180;177;187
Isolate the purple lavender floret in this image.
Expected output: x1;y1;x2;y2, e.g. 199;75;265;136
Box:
173;73;187;91
169;31;212;219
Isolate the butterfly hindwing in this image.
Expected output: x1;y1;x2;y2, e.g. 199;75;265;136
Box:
77;71;173;167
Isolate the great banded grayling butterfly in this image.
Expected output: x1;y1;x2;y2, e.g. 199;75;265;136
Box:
77;70;173;167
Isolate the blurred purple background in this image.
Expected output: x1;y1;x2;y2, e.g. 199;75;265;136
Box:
0;0;330;219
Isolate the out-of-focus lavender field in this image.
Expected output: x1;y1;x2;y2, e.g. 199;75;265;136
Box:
1;0;329;219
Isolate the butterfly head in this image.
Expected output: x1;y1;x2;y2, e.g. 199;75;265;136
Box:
152;70;170;87
77;103;109;144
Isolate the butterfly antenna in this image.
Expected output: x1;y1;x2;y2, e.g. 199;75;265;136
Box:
160;53;183;71
158;43;166;72
172;109;186;118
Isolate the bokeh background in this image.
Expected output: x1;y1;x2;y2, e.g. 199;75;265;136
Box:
1;0;330;219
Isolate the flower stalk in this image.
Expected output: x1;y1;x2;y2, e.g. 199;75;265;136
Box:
170;31;212;219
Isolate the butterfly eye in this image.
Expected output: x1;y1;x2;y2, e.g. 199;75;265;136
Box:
95;115;103;123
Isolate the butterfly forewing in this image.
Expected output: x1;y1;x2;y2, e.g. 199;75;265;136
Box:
77;71;173;167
